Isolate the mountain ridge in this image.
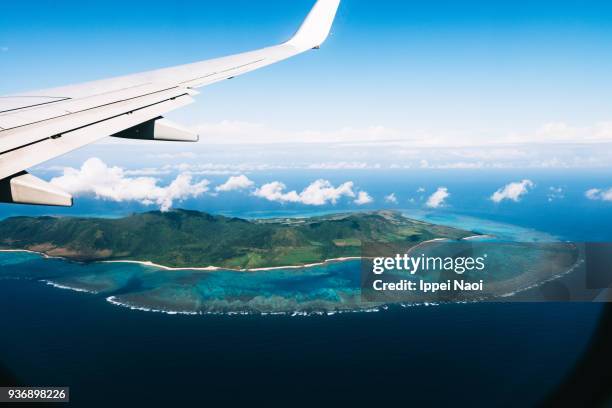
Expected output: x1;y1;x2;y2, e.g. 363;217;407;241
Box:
0;210;475;269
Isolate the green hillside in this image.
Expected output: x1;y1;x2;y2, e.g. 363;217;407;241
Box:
0;210;474;269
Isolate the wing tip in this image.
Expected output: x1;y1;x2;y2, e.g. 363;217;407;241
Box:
286;0;341;51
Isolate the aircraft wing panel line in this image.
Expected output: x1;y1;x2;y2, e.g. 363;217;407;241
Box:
0;96;72;114
0;87;191;154
0;95;194;180
179;58;266;83
0;84;186;131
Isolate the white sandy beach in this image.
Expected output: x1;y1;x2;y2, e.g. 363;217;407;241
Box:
0;249;361;272
2;234;482;272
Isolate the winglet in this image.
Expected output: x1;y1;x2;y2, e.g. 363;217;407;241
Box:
286;0;341;51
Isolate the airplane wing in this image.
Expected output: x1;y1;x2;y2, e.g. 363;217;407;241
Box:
0;0;341;207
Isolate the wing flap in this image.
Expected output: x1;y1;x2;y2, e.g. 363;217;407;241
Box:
0;172;73;207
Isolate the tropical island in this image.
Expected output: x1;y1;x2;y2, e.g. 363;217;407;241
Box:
0;210;474;269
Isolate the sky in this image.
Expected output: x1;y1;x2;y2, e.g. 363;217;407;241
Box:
2;0;612;213
4;1;612;136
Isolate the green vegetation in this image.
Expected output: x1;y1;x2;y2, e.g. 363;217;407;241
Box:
0;210;474;269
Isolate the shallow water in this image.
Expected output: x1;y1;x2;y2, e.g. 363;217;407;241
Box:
0;214;578;315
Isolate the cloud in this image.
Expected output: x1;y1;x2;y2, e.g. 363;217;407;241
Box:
193;120;266;140
91;117;612;171
355;191;374;205
0;47;7;52
166;162;285;175
147;152;197;160
417;187;426;193
50;158;209;211
586;189;600;200
216;175;255;192
426;187;450;208
531;121;612;143
124;168;172;176
299;180;356;205
384;193;398;204
430;162;487;169
308;162;381;170
190;121;400;145
547;186;565;202
253;179;357;206
189;119;612;149
586;188;612;202
490;180;534;203
253;182;300;203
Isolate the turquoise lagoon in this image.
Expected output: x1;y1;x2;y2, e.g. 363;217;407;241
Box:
0;212;568;316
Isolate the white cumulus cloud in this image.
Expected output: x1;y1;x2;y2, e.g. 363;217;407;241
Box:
216;175;255;192
253;182;301;203
50;158;209;211
426;187;450;208
491;180;534;203
355;191;374;205
384;193;398;204
300;180;356;205
586;188;612;202
253;179;357;206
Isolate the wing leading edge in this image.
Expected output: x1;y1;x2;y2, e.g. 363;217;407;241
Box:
0;0;341;206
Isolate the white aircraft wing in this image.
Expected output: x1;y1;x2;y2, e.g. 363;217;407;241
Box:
0;0;340;206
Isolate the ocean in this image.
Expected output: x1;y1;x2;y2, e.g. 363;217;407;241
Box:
0;169;610;406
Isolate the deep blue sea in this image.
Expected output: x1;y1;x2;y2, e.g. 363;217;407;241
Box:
0;169;610;406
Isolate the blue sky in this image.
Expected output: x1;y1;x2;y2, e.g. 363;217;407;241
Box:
2;1;612;172
3;0;612;134
2;1;612;214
